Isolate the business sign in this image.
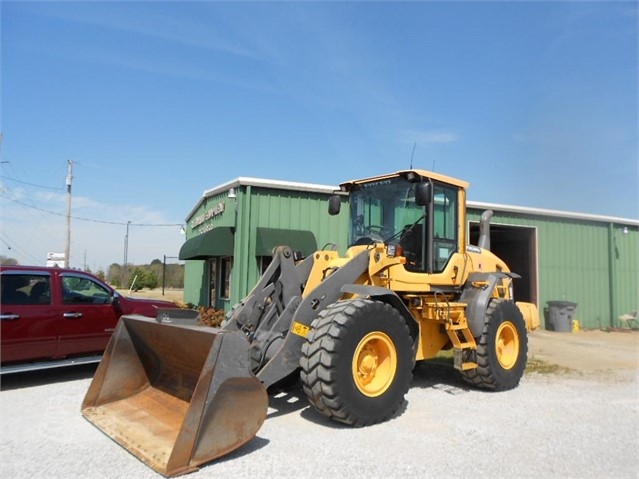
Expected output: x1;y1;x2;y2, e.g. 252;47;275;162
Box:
190;202;226;229
46;252;65;267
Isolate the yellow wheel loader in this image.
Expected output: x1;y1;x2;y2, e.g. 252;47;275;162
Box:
82;169;539;476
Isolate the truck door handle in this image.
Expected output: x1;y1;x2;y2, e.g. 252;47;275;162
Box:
0;314;20;321
63;312;83;319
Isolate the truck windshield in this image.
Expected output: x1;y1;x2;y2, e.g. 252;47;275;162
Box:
348;176;424;247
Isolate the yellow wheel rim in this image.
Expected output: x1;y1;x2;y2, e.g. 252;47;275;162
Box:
496;321;519;370
352;332;397;397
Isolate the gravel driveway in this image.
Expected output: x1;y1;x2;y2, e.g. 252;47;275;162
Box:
1;342;638;479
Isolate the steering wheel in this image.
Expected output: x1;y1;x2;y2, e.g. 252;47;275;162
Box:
365;225;393;238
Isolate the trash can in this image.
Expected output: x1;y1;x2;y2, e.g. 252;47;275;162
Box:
545;301;578;332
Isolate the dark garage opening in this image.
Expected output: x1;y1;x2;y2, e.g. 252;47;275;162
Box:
469;223;537;306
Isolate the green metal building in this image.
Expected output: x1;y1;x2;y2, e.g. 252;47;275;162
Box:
179;178;348;310
180;177;638;330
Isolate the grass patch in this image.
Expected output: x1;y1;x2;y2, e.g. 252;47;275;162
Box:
525;358;574;375
422;350;574;376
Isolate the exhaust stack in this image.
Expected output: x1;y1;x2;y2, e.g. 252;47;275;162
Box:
477;209;493;251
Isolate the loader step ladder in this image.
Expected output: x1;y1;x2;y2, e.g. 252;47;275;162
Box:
439;301;478;371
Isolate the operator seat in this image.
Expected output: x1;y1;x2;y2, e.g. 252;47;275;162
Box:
400;224;424;271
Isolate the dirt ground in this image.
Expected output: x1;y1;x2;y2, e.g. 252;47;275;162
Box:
528;328;639;372
123;289;639;374
119;288;184;303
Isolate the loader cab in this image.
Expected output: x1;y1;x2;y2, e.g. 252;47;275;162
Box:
333;171;464;274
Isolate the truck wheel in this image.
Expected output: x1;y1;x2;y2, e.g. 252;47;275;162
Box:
300;299;415;427
462;299;528;391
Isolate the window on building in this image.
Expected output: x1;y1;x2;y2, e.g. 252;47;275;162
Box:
220;257;232;299
208;259;217;307
259;256;272;275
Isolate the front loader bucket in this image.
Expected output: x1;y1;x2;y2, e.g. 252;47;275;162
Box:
81;315;268;477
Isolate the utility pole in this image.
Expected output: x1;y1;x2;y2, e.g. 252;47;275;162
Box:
65;160;73;268
123;220;131;286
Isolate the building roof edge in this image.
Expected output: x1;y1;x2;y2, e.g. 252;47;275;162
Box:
468;200;639;226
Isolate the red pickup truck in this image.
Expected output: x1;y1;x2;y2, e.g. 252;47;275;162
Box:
0;265;177;374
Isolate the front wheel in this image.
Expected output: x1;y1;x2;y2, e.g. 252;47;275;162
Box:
300;299;415;426
462;299;528;391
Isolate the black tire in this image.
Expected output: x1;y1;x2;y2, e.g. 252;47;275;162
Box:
300;299;415;426
462;299;528;391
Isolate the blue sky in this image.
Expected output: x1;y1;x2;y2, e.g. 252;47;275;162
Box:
1;1;637;271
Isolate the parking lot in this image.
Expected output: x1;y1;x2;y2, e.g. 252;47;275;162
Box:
1;330;638;479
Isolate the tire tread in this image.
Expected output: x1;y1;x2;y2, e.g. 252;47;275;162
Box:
300;299;414;426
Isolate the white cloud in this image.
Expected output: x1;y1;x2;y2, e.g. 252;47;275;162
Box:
27;3;257;58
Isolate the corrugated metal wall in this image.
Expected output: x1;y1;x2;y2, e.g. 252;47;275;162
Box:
248;188;348;250
240;186;348;299
536;218;610;329
468;208;639;329
612;224;639;322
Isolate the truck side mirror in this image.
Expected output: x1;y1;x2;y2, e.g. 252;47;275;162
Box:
328;195;341;215
415;182;431;206
110;291;120;306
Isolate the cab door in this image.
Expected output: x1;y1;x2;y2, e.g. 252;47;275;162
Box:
54;273;121;357
0;272;57;364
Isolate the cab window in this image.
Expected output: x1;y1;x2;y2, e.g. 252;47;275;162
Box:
1;274;51;305
433;184;459;272
62;276;111;304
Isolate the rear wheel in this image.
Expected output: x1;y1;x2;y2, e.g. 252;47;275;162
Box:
300;299;415;426
462;299;528;390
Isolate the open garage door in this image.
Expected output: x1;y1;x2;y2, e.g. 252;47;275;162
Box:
469;223;538;306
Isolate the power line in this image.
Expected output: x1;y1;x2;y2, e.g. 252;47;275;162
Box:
0;193;183;227
0;175;64;191
0;161;70;245
0;232;41;264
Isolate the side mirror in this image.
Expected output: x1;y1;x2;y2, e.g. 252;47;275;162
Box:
110;291;121;305
415;182;431;206
328;195;341;215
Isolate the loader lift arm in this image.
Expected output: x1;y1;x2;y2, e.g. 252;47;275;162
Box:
224;245;372;389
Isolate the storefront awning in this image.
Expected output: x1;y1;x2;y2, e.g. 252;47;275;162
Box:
179;227;235;260
255;228;317;257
